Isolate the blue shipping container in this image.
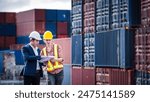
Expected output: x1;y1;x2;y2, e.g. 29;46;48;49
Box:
95;29;134;68
0;24;16;36
119;29;134;68
0;52;4;74
17;35;44;44
45;10;57;22
72;34;83;65
57;10;70;22
62;64;72;85
14;50;24;65
95;30;119;67
17;36;29;44
45;22;57;38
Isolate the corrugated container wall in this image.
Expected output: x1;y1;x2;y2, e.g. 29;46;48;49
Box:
95;29;134;68
72;0;83;35
82;68;96;85
96;68;134;85
72;34;83;65
45;10;57;22
72;66;83;85
57;10;70;22
141;0;150;26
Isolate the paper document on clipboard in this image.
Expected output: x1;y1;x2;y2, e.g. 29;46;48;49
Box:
39;56;54;63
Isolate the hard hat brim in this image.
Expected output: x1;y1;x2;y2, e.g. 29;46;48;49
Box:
29;37;42;40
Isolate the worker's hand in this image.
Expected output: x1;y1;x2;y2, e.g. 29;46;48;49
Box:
50;58;58;63
43;67;47;71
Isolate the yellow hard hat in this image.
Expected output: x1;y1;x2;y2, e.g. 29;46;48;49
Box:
43;31;53;40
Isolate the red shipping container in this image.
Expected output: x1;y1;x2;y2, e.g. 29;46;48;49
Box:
0;13;5;23
0;36;5;49
34;9;45;21
35;22;45;34
16;9;45;23
72;66;82;85
84;26;95;33
57;34;68;38
57;22;68;35
82;67;95;85
52;38;71;64
96;68;110;83
5;36;16;48
5;13;16;23
96;68;134;85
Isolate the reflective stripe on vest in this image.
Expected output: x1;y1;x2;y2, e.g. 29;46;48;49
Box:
42;44;63;72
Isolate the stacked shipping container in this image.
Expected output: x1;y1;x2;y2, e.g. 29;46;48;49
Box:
16;9;70;44
0;12;16;50
72;0;141;85
134;0;150;85
71;0;96;85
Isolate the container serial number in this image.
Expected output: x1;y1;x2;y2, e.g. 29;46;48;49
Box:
77;90;135;99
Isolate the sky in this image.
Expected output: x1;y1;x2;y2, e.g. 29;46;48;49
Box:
0;0;71;12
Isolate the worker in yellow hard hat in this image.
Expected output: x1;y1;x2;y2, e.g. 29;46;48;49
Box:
40;31;64;85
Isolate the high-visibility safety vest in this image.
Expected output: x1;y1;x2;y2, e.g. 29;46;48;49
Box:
42;44;63;72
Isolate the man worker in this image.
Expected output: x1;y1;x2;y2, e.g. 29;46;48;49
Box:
21;31;43;85
41;31;64;85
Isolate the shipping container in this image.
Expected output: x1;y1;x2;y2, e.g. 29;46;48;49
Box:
141;0;150;25
57;10;70;22
96;0;110;32
83;33;95;67
112;0;141;29
0;13;5;23
95;29;134;68
45;10;57;22
16;9;45;23
0;24;16;36
72;66;82;85
57;34;68;38
17;36;29;44
72;0;83;35
72;35;83;65
0;36;5;49
0;51;16;80
14;50;24;65
45;22;57;38
82;67;96;85
5;36;16;49
62;64;72;85
136;70;150;85
57;22;68;35
17;21;45;36
96;67;134;85
52;38;71;64
96;0;141;31
5;13;16;23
